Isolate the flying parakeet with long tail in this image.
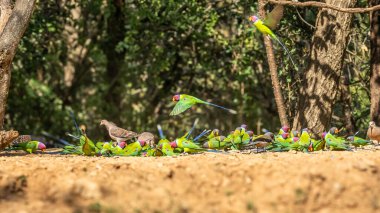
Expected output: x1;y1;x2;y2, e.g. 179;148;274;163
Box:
249;5;297;70
170;94;237;116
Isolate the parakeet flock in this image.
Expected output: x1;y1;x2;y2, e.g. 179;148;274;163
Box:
2;8;379;156
3;92;379;155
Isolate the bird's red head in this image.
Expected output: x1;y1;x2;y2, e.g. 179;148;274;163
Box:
281;133;289;139
308;142;314;152
38;142;46;151
172;94;180;102
138;140;146;146
249;15;259;23
118;142;126;149
282;125;290;133
170;141;178;148
293;137;299;142
321;132;327;139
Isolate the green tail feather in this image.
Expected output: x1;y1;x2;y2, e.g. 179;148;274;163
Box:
205;102;237;114
270;34;298;71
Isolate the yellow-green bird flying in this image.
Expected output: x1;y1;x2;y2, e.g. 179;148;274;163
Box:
170;94;237;116
249;5;297;70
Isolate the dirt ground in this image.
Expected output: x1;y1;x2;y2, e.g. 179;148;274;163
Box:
1;149;380;213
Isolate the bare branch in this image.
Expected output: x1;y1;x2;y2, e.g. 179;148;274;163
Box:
268;0;380;13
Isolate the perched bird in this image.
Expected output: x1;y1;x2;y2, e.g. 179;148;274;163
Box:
275;133;292;143
207;129;220;139
100;120;138;143
80;126;98;156
120;140;148;156
324;132;350;151
158;139;176;156
170;94;237;116
203;136;226;149
290;130;300;138
248;5;297;70
11;135;32;145
138;132;156;147
347;135;371;149
367;121;380;144
278;125;290;135
299;128;311;146
12;141;46;154
252;141;271;152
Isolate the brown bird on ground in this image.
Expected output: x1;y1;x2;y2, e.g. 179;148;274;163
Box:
100;120;138;143
11;135;32;145
0;130;19;150
138;132;156;147
367;121;380;145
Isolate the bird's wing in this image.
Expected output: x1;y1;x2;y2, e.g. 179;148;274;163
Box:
109;126;137;140
170;100;194;116
263;5;284;30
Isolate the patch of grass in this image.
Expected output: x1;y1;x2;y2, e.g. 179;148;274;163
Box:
246;200;258;213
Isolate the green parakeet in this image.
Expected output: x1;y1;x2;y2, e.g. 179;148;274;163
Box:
13;141;46;154
170;94;237;116
158;139;176;156
120;140;147;156
203;136;226;149
347;136;371;148
299;128;311;146
324;132;350;151
81;134;98;156
249;6;297;70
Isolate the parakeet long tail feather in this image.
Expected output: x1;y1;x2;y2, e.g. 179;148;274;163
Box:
186;119;199;139
69;111;81;136
157;125;165;139
271;35;298;71
194;130;211;141
205;102;237;114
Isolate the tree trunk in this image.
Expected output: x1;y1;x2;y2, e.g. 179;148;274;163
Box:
258;0;289;126
340;71;355;134
370;0;380;124
0;0;36;130
292;0;357;134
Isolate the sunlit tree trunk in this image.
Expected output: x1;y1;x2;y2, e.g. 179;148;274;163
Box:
292;0;357;134
370;0;380;124
0;0;36;129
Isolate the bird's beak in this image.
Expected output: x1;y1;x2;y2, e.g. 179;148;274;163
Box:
248;16;254;22
335;129;339;134
172;97;176;102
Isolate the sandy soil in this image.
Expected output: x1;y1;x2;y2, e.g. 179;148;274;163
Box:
1;149;380;213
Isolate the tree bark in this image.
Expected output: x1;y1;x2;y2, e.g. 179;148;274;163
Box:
0;0;36;130
292;0;357;134
340;71;355;134
258;0;289;126
370;0;380;124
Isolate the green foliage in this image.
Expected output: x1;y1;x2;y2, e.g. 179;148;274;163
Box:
4;1;371;143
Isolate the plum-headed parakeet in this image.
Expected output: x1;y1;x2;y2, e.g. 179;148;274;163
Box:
248;5;297;70
170;94;237;116
13;141;46;154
